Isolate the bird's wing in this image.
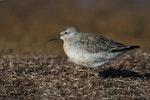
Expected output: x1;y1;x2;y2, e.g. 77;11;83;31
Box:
78;33;128;53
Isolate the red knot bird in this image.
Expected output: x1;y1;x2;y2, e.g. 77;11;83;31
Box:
49;27;139;68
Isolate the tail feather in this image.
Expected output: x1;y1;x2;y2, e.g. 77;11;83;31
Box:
128;46;140;50
112;46;140;52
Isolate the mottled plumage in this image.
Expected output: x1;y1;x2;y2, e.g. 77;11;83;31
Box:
49;27;139;68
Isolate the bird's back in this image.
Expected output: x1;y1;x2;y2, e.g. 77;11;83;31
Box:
68;32;131;53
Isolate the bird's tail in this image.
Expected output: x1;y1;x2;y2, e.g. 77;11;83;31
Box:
128;46;140;50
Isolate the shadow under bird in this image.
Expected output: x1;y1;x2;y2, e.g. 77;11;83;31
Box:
49;27;139;68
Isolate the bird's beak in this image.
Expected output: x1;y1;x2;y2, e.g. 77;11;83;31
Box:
49;34;61;42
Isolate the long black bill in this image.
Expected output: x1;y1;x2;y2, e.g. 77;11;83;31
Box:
49;35;61;42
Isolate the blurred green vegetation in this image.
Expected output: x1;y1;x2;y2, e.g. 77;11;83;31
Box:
0;0;150;56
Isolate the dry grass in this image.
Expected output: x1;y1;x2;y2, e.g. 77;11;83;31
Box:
0;50;150;99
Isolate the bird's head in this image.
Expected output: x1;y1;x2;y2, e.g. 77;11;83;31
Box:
49;27;78;41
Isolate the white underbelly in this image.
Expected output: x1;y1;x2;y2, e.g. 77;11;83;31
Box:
66;49;86;64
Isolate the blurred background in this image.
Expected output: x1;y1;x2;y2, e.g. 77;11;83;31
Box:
0;0;150;56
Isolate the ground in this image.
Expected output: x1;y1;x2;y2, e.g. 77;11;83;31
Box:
0;50;150;99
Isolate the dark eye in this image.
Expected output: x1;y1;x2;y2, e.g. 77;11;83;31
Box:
64;32;67;34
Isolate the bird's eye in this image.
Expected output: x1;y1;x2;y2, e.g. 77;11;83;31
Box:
64;32;67;34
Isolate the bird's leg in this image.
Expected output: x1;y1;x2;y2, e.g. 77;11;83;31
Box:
87;67;90;81
86;62;91;84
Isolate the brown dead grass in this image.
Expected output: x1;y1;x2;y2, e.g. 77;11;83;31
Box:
0;50;150;99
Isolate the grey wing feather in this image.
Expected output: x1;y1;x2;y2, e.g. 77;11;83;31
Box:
79;33;128;53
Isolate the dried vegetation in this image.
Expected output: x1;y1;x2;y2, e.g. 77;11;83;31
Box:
0;50;150;99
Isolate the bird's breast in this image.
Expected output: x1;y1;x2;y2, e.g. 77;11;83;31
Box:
63;43;85;63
